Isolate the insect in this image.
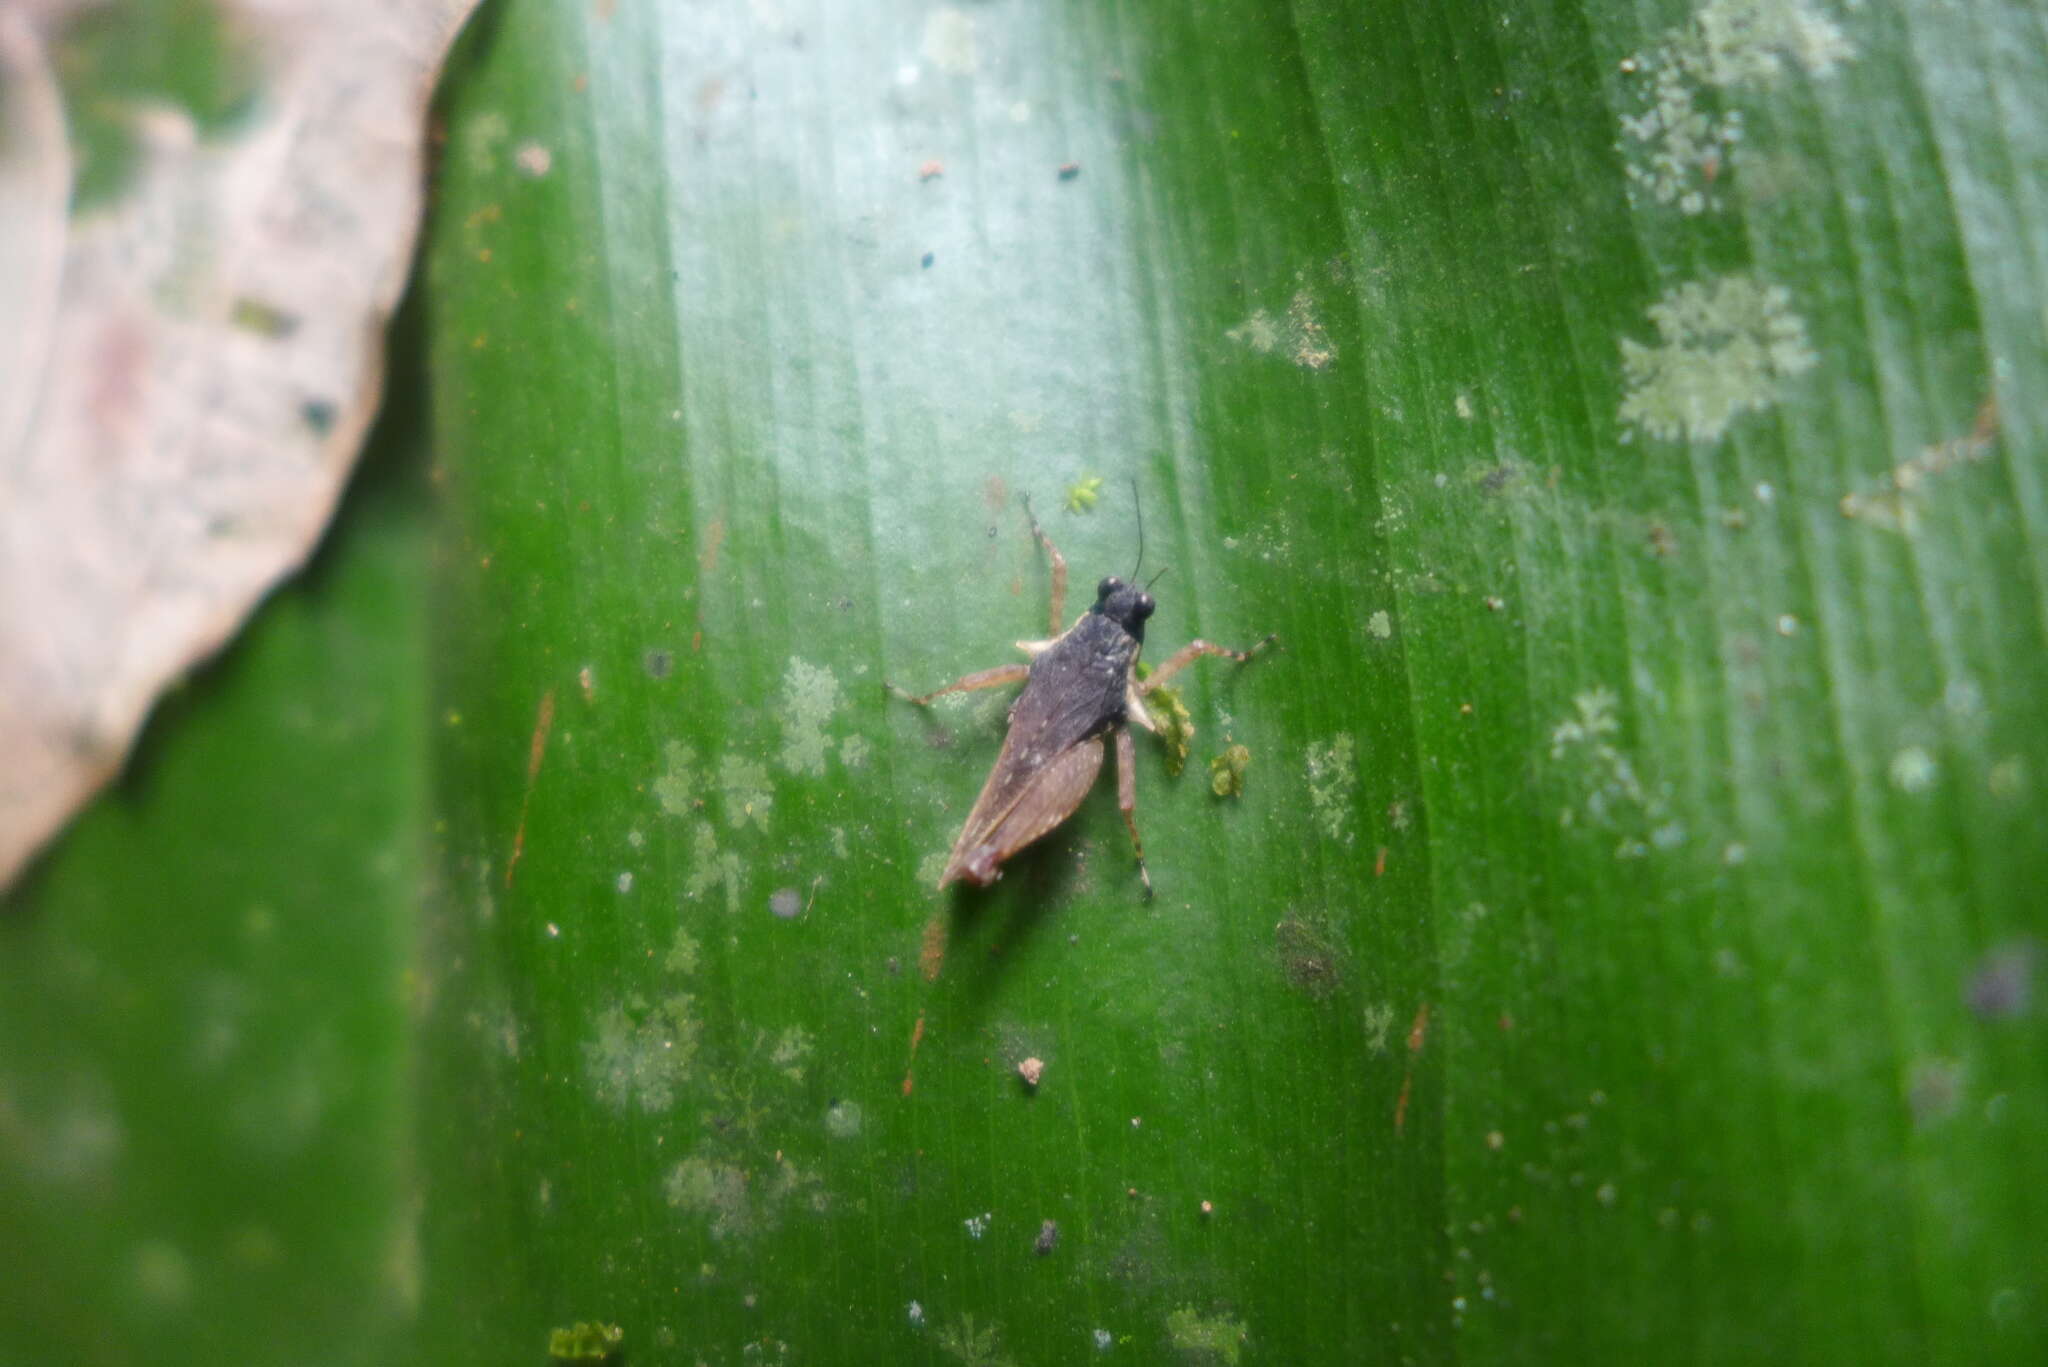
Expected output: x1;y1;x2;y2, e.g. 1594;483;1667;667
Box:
888;493;1275;896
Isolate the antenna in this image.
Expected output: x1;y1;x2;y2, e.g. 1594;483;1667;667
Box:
1130;477;1145;582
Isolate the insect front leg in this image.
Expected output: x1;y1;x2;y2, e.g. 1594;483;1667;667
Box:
885;663;1030;706
1137;634;1279;694
1115;726;1154;899
1019;494;1068;634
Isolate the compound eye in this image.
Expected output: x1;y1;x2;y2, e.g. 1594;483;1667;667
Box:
1097;576;1124;599
1133;594;1155;620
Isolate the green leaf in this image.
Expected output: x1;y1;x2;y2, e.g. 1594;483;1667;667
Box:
9;0;2047;1363
410;0;2048;1359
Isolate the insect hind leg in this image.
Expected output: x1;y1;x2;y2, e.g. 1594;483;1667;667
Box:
885;663;1030;706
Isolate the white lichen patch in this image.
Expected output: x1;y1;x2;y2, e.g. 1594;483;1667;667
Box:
719;754;774;831
1362;1001;1395;1055
664;1156;751;1238
1305;734;1358;845
1619;0;1855;214
467;1002;521;1061
1286;290;1336;369
1696;0;1854;85
654;741;701;816
1618;53;1745;214
1619;274;1817;442
1548;687;1674;854
585;994;702;1113
685;822;744;913
1550;687;1622;752
1226;289;1336;370
779;658;844;776
1165;1306;1249;1366
1225;309;1281;354
825;1099;864;1139
770;1025;814;1081
667;1154;825;1240
665;929;701;976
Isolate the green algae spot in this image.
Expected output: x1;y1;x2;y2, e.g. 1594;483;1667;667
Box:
548;1322;623;1362
584;994;700;1113
1619;274;1816;443
779;657;845;776
1165;1307;1248;1365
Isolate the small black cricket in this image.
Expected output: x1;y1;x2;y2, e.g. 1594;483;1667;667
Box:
888;491;1275;896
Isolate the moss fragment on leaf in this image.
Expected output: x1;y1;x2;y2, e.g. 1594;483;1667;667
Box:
547;1321;623;1361
1137;667;1193;776
1210;743;1251;797
1165;1306;1248;1364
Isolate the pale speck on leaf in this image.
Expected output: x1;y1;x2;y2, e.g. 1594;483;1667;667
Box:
719;754;774;831
1888;746;1937;793
1305;734;1358;844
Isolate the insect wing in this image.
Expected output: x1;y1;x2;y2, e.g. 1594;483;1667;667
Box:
939;734;1105;887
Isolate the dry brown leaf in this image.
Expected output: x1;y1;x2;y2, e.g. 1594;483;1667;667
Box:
0;0;480;887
